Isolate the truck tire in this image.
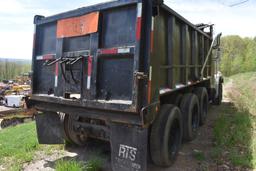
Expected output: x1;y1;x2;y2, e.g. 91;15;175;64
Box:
213;83;222;105
150;104;183;167
59;112;73;145
64;114;87;146
193;87;208;125
174;94;183;107
180;93;200;141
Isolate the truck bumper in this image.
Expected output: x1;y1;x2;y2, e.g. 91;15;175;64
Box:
30;97;142;125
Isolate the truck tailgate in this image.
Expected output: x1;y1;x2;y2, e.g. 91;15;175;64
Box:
32;1;141;112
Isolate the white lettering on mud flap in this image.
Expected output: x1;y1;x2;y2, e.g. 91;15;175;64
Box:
118;144;137;161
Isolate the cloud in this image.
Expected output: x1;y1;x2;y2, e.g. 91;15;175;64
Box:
0;31;33;59
0;0;24;13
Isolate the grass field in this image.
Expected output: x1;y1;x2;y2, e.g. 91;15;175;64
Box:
55;158;102;171
212;72;256;169
0;122;103;171
0;122;64;171
0;122;38;170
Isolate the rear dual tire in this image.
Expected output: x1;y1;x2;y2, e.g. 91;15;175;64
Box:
180;93;200;141
150;104;183;167
63;114;88;146
150;93;204;166
193;87;209;125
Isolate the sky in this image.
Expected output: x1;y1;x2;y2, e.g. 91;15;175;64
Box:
0;0;255;59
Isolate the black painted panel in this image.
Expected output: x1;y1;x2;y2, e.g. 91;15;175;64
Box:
101;5;136;48
63;35;91;52
97;56;133;100
37;22;56;55
63;62;82;93
34;61;55;94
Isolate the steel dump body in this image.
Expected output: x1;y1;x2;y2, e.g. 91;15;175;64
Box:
30;1;219;170
32;0;142;124
31;0;213;126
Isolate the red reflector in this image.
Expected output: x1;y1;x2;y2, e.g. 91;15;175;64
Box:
36;54;55;60
136;17;142;41
43;54;54;60
87;56;92;90
148;80;151;103
99;48;118;55
87;56;92;76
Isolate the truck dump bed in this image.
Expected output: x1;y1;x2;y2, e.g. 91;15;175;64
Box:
32;0;140;113
30;1;222;170
31;0;215;125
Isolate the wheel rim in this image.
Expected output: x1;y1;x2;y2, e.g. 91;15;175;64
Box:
64;114;87;145
168;118;181;160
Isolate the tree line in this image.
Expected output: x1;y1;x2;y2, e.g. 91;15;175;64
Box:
0;59;31;81
220;35;256;76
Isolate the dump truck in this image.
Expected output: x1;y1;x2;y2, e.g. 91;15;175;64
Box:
29;0;223;170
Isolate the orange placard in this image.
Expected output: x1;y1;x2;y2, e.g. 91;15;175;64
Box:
57;12;99;38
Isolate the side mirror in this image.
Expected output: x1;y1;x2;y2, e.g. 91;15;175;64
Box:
213;47;221;60
212;33;222;49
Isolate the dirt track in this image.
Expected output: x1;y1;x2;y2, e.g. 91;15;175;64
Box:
23;88;231;171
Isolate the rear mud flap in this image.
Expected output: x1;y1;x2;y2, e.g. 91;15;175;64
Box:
110;122;148;171
35;112;64;144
